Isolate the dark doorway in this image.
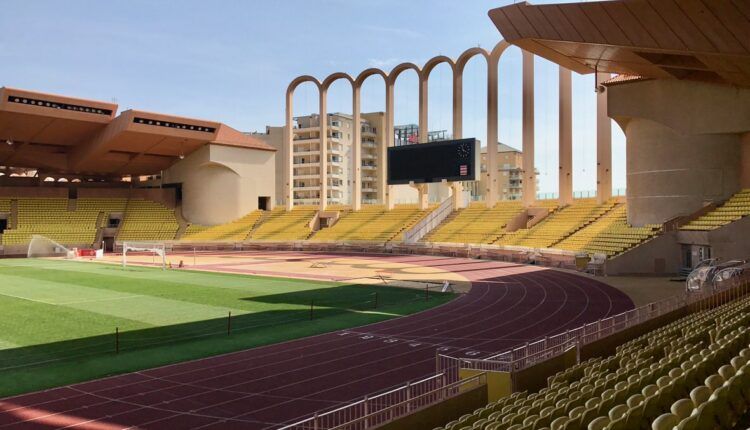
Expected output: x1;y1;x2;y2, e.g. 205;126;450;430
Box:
0;219;7;233
258;196;270;211
682;245;693;270
68;187;78;199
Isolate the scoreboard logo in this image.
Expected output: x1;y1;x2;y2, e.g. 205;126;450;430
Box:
459;165;468;176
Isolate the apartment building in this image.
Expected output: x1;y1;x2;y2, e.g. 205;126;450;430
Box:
259;112;385;206
464;143;526;202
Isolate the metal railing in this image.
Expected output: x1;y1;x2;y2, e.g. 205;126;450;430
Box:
402;198;454;244
277;372;486;430
439;278;747;378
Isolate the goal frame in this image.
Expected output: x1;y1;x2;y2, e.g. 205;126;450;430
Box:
122;242;167;270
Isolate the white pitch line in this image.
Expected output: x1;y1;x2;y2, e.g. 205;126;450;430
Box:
56;294;145;306
0;290;59;305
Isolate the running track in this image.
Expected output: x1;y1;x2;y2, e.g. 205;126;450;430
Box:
0;253;634;429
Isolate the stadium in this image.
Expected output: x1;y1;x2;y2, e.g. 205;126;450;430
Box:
1;0;750;429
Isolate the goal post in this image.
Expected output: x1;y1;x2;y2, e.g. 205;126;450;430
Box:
122;242;167;270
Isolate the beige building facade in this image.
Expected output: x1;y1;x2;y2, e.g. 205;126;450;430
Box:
260;112;385;207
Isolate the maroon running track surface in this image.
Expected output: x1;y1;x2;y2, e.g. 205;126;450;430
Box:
0;253;634;430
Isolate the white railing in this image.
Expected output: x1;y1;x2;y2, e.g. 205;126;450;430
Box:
438;279;749;378
277;372;486;430
402;198;454;244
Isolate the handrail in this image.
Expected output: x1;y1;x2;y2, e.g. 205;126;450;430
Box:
402;197;454;244
278;373;486;430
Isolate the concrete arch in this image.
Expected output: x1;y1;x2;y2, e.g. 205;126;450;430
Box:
280;40;606;212
284;76;322;210
355;68;387;87
352;69;388;211
318;73;355;211
321;72;354;90
388;62;422;85
455;47;490;73
420;56;455;79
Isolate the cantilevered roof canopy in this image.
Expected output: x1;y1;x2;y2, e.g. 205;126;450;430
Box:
0;87;274;176
488;0;750;87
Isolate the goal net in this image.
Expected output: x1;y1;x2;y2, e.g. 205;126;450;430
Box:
27;235;76;259
122;242;167;270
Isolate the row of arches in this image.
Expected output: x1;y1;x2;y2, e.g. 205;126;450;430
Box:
284;41;612;211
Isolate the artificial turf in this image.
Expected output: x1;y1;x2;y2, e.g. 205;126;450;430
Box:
0;258;454;397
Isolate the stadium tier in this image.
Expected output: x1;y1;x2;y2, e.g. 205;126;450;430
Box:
1;197;126;246
0;198;10;212
247;206;317;241
181;210;263;242
681;189;750;232
556;204;662;257
423;201;524;244
434;295;750;430
496;199;617;249
311;204;434;242
116;199;180;242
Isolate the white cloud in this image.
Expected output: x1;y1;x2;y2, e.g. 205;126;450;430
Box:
367;57;402;69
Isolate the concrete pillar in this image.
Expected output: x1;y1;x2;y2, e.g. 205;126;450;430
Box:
453;67;463;140
522;50;536;207
418;75;428;143
486;57;499;208
558;67;573;205
451;182;464;209
352;86;362;211
319;89;328;211
741;133;750;189
417;184;429;210
625;118;740;225
384;82;395;210
597;73;612;203
284;91;294;211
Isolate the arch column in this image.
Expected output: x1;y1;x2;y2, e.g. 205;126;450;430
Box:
352;85;362;211
284;91;294;211
559;67;573;205
597;72;612;203
418;74;429;143
451;64;465;209
486;57;499;208
522;50;536;207
384;81;395;210
319;88;328;211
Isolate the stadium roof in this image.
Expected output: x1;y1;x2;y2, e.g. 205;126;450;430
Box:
488;0;750;87
0;87;274;176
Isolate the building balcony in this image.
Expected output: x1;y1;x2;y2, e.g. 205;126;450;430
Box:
362;187;377;193
294;185;321;191
362;175;376;181
294;173;319;180
362;163;377;170
293;161;320;167
294;136;320;143
361;153;377;160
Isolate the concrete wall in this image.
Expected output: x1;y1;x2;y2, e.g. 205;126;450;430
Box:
605;232;681;276
678;215;750;262
163;144;275;225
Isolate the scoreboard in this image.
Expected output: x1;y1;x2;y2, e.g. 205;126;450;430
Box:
387;138;480;185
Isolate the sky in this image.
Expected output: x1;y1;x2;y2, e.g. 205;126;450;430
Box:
0;0;625;196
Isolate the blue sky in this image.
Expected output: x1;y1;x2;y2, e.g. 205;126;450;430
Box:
1;0;625;195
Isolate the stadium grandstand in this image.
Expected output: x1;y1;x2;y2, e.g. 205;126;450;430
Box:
1;0;750;430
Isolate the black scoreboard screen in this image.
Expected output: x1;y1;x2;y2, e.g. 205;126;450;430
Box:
387;138;480;185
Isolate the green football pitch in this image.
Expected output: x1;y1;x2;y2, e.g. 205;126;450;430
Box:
0;258;454;398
